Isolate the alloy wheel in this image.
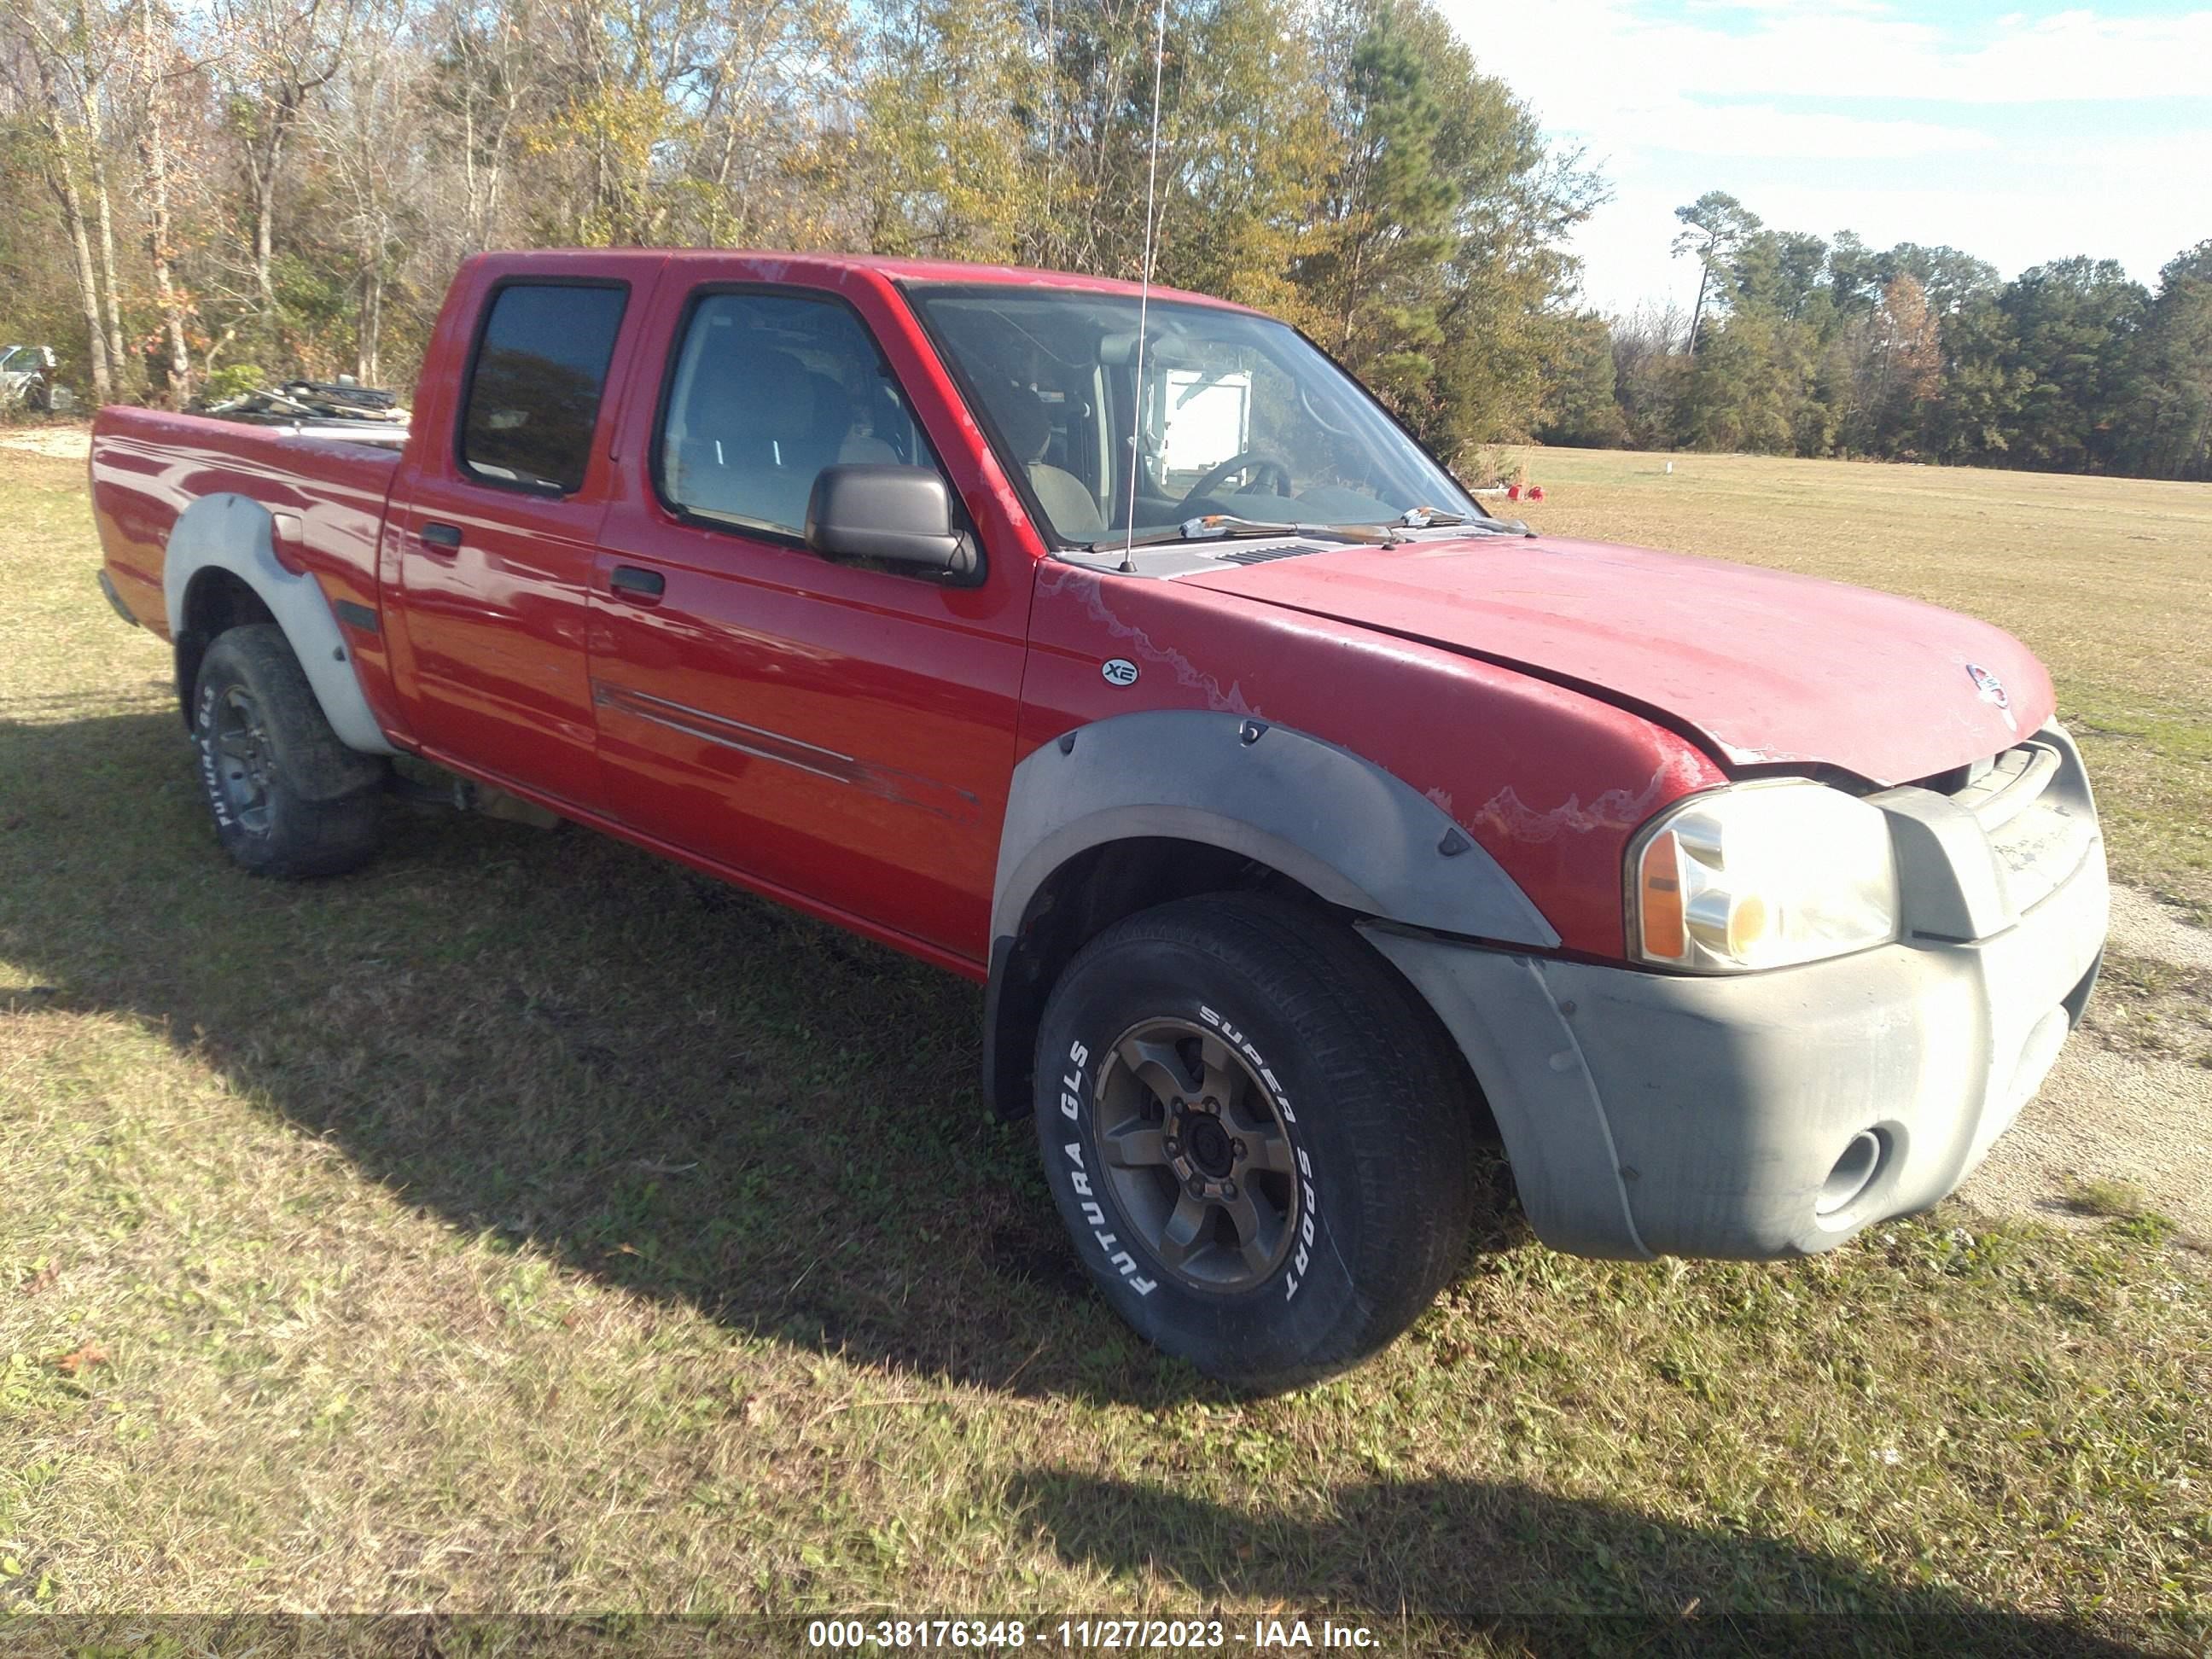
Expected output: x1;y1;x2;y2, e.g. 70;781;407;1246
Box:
1091;1016;1301;1293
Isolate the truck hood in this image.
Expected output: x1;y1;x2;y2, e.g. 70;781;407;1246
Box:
1179;533;2053;786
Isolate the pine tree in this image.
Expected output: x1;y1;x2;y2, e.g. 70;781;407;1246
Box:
2000;257;2149;472
1535;311;1624;447
1670;189;1759;354
1681;312;1798;453
1298;2;1457;412
2115;242;2212;481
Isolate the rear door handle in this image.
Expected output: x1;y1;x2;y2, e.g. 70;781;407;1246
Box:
419;521;463;554
608;565;665;600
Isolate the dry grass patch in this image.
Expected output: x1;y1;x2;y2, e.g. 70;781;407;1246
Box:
2083;953;2212;1071
4;448;2212;1650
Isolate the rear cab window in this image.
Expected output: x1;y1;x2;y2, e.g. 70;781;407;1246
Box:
459;282;628;494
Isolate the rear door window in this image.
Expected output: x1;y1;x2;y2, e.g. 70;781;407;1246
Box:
459;282;628;494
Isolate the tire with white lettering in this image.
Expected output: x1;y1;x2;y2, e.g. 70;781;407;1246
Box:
1033;893;1476;1390
191;624;385;878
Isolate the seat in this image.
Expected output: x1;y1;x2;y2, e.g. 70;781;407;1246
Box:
803;370;899;468
666;347;820;529
977;380;1105;541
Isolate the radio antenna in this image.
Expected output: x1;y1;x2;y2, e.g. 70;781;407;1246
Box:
1119;0;1170;573
1042;0;1057;253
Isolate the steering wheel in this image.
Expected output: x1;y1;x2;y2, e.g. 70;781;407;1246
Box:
1181;450;1294;508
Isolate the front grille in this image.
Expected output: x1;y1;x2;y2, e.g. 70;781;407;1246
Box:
1952;742;2061;831
1916;733;2096;916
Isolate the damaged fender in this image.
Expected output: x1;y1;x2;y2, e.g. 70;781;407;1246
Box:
164;492;399;757
984;707;1559;1115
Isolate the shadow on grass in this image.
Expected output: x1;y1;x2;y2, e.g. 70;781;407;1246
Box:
0;707;1516;1408
0;710;2173;1647
1009;1471;2160;1657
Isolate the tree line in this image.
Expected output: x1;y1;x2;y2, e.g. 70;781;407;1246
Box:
1542;192;2212;482
3;0;2204;481
0;0;1598;463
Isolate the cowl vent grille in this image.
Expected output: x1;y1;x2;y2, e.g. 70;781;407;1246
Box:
1214;542;1330;567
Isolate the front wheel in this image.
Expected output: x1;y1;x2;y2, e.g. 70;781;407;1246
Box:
1034;894;1477;1391
191;624;385;878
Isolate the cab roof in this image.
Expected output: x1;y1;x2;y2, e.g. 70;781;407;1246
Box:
482;247;1255;314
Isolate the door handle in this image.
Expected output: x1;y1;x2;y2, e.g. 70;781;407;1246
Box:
419;521;463;554
608;565;666;600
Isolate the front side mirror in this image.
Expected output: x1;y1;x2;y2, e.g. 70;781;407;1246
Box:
806;464;975;578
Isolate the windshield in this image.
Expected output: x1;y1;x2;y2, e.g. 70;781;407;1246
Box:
0;348;31;374
909;287;1480;548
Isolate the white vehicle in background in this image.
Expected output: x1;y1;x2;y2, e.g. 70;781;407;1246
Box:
1;345;58;413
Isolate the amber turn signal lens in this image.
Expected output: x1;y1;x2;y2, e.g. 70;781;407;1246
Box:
1638;830;1685;960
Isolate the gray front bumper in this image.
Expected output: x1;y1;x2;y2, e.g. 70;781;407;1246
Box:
1365;726;2110;1260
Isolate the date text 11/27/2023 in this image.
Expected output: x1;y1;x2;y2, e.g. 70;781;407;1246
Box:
805;1617;1380;1650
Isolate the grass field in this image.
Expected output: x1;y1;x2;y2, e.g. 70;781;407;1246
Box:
3;441;2210;1652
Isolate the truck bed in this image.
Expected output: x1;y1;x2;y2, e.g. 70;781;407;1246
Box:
91;406;402;641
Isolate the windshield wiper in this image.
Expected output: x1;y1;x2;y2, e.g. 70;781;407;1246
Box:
1090;515;1400;553
1388;506;1530;537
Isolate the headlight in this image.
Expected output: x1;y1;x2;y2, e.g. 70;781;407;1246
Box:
1629;782;1899;972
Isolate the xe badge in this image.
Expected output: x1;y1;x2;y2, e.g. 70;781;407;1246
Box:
1965;663;2017;733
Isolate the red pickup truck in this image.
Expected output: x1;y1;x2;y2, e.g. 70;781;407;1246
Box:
90;249;2109;1388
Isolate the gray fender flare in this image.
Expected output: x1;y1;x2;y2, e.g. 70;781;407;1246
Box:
165;492;399;756
992;710;1558;949
984;708;1558;1115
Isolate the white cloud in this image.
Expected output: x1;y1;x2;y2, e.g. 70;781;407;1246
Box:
1459;0;2212;112
1635;103;1997;160
1437;1;2212;312
1951;8;2212;102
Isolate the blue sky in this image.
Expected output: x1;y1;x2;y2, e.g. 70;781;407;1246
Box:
1435;0;2212;315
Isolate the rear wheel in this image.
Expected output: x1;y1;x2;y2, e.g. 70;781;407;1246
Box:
1033;893;1477;1391
190;624;384;878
